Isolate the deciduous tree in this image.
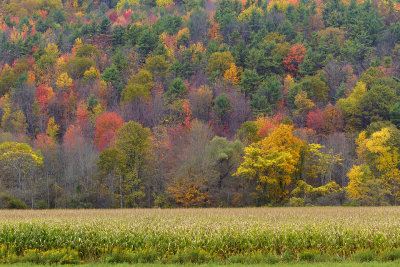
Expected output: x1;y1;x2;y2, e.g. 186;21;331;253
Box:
94;112;124;151
235;124;305;203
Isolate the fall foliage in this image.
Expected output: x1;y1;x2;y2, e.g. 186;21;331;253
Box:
0;0;399;208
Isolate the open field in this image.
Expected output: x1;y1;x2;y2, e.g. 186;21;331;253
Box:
0;208;400;264
2;263;400;267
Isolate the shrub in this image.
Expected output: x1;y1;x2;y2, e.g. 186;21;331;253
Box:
227;253;279;264
35;200;48;209
282;251;294;262
289;197;305;207
381;249;400;261
171;249;214;264
21;250;41;264
4;199;28;209
104;249;158;264
131;249;158;263
352;249;376;262
264;254;280;264
22;249;79;264
227;254;247;263
104;251;134;263
41;249;79;264
299;250;320;262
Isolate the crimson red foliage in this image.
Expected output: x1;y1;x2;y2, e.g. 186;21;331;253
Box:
283;44;306;76
108;11;118;23
122;9;133;20
36;84;54;111
94;112;123;151
306;109;324;132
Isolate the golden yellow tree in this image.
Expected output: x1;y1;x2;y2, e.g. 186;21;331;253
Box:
223;63;240;85
348;127;400;204
46;117;59;142
235;124;305;203
366;128;400;202
294;90;315;114
56;72;73;90
347;165;368;200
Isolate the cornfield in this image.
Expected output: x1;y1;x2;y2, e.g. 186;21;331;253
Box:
0;207;400;263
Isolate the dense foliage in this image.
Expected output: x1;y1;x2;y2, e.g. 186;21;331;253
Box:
1;0;400;208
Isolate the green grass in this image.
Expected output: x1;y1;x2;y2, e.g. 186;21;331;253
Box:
2;262;400;267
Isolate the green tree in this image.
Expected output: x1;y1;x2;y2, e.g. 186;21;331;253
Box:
237;121;261;146
240;69;260;97
121;70;153;103
137;27;158;57
165;78;186;100
299;75;329;103
359;84;397;127
143;55;169;82
213;94;232;122
390;102;400;127
66;57;95;79
206;136;243;206
206;51;235;77
115;121;151;207
102;64;123;93
97;148;124;208
251;76;282;115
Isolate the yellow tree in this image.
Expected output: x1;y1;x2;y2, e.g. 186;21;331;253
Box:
346;164;388;206
206;51;235;77
56;72;73;91
235;124;305;203
347;164;369;200
46;117;59;142
156;0;173;8
0;142;43;208
223;63;240;85
336;81;367;132
294;90;315;115
348;127;400;204
1;94;27;134
304;143;342;185
365;128;400;203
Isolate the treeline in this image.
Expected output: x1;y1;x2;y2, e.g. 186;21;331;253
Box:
0;0;400;208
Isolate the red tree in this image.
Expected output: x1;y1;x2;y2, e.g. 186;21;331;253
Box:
34;133;57;152
63;125;85;153
108;11;118;23
306;109;324;133
94;112;123;151
76;101;91;137
36;84;54;111
283;44;306;76
182;99;192;128
122;9;133;20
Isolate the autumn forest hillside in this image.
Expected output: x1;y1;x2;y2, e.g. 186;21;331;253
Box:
0;0;400;208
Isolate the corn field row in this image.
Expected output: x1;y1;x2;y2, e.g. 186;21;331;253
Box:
0;207;399;263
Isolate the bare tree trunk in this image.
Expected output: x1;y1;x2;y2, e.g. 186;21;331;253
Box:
46;173;50;208
119;174;123;209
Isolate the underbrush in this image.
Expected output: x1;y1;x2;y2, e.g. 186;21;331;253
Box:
2;246;400;264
